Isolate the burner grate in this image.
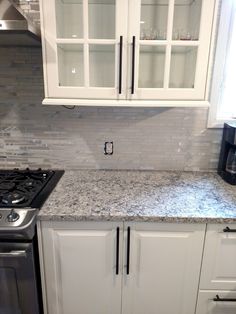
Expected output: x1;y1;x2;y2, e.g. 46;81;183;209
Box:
0;169;54;208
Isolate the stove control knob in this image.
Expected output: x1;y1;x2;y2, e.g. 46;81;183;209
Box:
7;209;20;223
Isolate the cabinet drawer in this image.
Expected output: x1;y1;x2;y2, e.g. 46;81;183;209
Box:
200;224;236;290
196;291;236;314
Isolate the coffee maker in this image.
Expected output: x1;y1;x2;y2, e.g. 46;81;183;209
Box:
218;122;236;185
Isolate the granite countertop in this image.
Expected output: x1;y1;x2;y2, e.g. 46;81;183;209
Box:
38;170;236;223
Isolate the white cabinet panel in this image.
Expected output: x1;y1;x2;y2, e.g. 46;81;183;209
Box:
122;222;205;314
196;291;236;314
40;221;123;314
200;224;236;290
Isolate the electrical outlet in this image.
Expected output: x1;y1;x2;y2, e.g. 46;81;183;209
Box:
104;142;113;155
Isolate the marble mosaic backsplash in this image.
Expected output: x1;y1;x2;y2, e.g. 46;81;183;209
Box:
0;46;222;170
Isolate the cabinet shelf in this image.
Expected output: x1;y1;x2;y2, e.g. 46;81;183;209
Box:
139;40;199;46
60;0;115;4
60;0;195;4
141;0;196;6
56;39;116;44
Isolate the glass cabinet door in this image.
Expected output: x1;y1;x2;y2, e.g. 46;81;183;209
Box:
43;0;128;99
129;0;215;100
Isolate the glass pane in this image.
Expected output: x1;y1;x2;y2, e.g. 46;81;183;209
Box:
138;45;166;88
56;0;83;39
169;46;197;88
0;268;21;314
89;45;115;87
57;44;84;86
140;0;168;40
89;0;116;39
172;0;202;40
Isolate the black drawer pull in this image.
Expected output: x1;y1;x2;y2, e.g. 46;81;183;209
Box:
213;295;236;302
118;36;123;94
223;226;236;232
126;226;131;275
116;227;120;275
131;36;136;95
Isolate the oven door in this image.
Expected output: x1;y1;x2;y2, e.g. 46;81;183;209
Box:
0;241;41;314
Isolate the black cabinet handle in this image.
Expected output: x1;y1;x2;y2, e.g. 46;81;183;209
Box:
119;36;123;94
131;36;136;95
116;227;120;275
213;295;236;302
223;226;236;232
126;226;131;275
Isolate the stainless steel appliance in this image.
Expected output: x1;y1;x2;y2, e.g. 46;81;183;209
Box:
0;169;64;314
0;0;41;46
218;122;236;185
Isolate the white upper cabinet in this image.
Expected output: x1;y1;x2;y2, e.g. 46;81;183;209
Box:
40;0;216;105
41;0;128;100
128;0;215;100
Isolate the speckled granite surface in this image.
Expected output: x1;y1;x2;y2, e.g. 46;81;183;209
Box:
38;171;236;223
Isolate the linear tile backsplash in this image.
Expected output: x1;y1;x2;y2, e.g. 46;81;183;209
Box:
0;46;222;170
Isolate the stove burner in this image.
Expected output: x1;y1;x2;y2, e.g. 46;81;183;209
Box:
0;182;16;191
0;168;62;209
24;179;35;188
2;192;26;205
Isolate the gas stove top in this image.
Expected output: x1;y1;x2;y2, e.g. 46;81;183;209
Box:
0;169;64;239
0;169;55;208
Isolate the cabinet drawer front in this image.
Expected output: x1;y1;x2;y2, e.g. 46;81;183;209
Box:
200;224;236;290
196;291;236;314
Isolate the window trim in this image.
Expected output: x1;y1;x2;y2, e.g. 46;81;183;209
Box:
208;0;236;128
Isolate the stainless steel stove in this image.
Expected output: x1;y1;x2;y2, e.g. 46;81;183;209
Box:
0;169;63;239
0;168;64;314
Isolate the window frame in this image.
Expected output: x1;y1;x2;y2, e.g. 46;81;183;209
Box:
208;0;236;128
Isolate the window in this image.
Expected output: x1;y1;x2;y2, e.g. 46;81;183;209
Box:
208;0;236;127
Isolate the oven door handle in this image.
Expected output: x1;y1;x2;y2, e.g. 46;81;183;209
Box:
0;250;27;258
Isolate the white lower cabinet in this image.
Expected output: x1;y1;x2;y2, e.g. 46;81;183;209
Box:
200;224;236;290
38;221;205;314
196;224;236;314
196;291;236;314
122;223;205;314
39;221;123;314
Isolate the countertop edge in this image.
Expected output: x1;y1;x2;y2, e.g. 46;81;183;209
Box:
37;215;236;224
